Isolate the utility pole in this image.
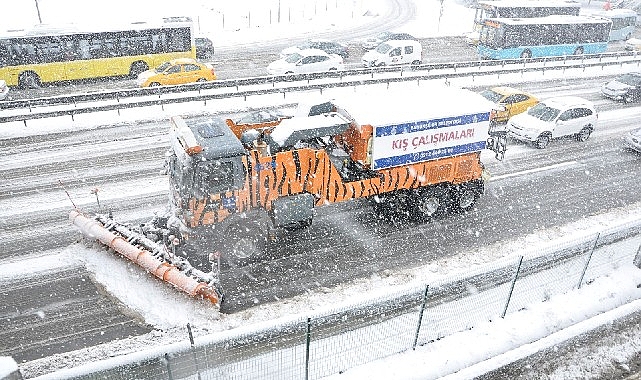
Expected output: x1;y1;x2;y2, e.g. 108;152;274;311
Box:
34;0;42;23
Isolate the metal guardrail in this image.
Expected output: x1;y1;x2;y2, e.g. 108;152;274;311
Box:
2;50;640;124
30;217;641;380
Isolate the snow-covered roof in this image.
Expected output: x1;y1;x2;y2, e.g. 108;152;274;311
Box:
270;112;351;147
332;86;494;127
495;14;612;25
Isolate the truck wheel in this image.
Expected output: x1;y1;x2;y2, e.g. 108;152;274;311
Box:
453;183;482;213
410;186;449;222
223;222;267;267
373;193;409;221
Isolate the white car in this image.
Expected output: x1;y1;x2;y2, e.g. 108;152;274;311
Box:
279;39;348;59
0;80;8;100
625;38;641;51
267;49;344;75
506;96;597;149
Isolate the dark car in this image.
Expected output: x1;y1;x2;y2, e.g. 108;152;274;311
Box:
280;39;349;59
361;31;418;50
195;37;214;60
600;72;641;103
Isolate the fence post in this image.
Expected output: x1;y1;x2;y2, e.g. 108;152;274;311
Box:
165;353;174;380
305;317;312;380
413;285;429;350
633;243;641;269
577;233;600;289
501;256;523;318
187;323;202;380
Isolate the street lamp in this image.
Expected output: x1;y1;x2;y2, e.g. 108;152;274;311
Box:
34;0;42;23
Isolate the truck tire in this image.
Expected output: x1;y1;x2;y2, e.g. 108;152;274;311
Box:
223;222;267;267
373;193;409;222
410;186;449;222
452;182;482;213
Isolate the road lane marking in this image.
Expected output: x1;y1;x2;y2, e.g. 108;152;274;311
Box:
490;161;578;181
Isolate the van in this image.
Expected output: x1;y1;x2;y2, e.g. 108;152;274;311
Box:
361;39;422;67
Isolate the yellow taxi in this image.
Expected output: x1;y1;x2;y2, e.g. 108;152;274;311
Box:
136;58;216;87
479;86;539;124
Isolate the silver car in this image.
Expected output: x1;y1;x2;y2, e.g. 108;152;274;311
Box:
600;72;641;103
623;127;641;153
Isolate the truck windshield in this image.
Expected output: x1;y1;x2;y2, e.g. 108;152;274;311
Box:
196;158;243;195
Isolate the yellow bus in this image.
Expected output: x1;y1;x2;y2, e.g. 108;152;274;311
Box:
0;17;196;88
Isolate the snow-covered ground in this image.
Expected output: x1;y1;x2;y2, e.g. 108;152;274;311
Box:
5;0;641;379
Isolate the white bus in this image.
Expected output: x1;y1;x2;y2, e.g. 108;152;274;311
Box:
584;9;638;41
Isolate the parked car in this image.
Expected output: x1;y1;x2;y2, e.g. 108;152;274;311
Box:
195;37;214;59
280;39;348;59
479;86;539;124
0;80;8;100
361;31;417;50
506;96;597;149
267;49;344;75
136;58;216;87
362;39;422;67
623;127;641;153
600;72;641;103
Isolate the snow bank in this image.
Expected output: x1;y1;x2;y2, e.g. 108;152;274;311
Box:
0;357;18;379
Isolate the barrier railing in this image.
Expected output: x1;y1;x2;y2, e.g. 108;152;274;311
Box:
2;50;640;124
31;217;641;380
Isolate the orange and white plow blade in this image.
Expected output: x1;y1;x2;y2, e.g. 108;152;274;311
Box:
69;210;220;306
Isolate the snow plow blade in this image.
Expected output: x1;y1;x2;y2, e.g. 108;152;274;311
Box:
69;210;221;306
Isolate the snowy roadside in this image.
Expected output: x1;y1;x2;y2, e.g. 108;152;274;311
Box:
15;200;641;379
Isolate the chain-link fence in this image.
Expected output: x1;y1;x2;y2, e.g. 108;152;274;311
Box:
33;221;641;380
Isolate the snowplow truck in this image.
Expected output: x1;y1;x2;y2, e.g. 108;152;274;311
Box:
150;86;498;269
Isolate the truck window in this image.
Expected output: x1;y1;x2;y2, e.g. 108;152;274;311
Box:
196;157;245;195
198;161;234;195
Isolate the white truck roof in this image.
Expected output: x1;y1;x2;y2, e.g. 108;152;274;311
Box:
332;85;494;127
